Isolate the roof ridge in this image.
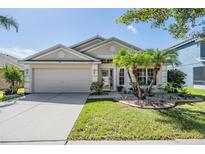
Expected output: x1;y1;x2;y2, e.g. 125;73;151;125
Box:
80;36;142;52
69;35;106;49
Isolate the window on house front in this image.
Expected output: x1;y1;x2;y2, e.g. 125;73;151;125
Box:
193;66;205;85
119;68;125;85
137;68;146;85
137;68;156;85
147;68;156;85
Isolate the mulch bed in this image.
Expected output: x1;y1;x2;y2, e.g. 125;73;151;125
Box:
117;93;203;109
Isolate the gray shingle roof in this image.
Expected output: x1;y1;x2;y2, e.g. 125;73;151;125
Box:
0;53;23;70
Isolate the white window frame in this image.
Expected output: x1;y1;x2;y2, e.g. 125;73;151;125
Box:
119;68;125;85
137;68;156;85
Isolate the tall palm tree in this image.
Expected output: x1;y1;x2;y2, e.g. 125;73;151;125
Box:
146;49;178;93
131;50;155;99
113;49;152;99
0;15;18;32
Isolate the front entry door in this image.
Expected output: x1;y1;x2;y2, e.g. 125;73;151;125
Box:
101;69;113;91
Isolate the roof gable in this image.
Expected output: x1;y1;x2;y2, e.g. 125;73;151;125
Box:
70;35;105;51
23;44;99;62
83;41;137;59
81;37;142;52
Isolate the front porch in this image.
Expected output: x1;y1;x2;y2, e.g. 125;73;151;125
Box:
92;63;168;92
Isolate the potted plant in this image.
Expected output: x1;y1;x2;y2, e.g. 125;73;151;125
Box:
117;86;124;92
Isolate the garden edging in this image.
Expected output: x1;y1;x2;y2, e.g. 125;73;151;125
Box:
0;95;25;108
118;97;203;109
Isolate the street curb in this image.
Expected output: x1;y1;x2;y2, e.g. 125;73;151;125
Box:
66;139;205;145
0;96;26;108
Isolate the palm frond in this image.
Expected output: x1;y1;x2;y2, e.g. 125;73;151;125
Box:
0;15;19;32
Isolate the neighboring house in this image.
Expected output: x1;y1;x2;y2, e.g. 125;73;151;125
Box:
21;35;167;93
0;53;24;90
169;37;205;89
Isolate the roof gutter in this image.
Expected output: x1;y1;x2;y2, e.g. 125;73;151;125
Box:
19;60;101;64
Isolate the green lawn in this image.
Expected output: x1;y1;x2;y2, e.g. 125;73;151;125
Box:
69;88;205;140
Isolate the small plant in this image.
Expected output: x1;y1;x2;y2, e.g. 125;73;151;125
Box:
165;82;178;93
117;86;124;92
17;88;24;95
3;64;23;94
90;80;104;95
0;91;4;100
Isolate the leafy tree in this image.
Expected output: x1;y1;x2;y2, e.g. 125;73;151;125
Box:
0;15;18;32
117;8;205;39
3;64;23;94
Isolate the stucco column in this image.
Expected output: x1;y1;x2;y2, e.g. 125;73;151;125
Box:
161;66;167;83
157;65;167;84
24;64;32;93
91;64;98;82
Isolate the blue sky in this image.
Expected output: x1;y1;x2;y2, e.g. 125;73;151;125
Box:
0;9;181;59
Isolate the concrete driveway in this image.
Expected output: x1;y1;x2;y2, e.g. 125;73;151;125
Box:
0;93;88;144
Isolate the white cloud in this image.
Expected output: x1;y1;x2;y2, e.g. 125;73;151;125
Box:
127;25;138;34
0;47;37;59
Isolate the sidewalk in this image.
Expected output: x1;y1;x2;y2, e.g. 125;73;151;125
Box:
67;139;205;145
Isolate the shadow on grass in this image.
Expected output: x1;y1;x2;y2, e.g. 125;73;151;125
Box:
192;94;205;101
86;98;118;104
157;107;205;137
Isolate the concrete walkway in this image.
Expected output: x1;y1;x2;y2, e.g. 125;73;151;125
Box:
67;139;205;145
0;93;88;145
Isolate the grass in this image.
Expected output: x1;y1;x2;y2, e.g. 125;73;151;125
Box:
69;88;205;140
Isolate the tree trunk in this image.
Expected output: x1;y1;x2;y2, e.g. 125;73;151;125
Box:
11;81;15;94
132;66;144;99
147;67;159;94
126;68;133;83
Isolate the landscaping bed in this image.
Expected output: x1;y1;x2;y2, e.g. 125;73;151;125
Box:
0;88;24;103
68;88;205;140
118;92;202;109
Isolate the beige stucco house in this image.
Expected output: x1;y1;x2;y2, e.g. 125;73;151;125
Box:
21;35;167;93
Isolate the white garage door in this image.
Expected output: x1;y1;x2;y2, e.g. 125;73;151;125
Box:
33;67;92;93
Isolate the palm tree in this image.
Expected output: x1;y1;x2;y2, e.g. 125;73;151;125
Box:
113;49;152;99
3;64;23;94
113;48;133;83
146;49;178;93
0;15;18;32
113;48;178;99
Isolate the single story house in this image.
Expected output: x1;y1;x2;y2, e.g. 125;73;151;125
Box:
0;53;24;90
21;35;167;93
169;37;205;89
